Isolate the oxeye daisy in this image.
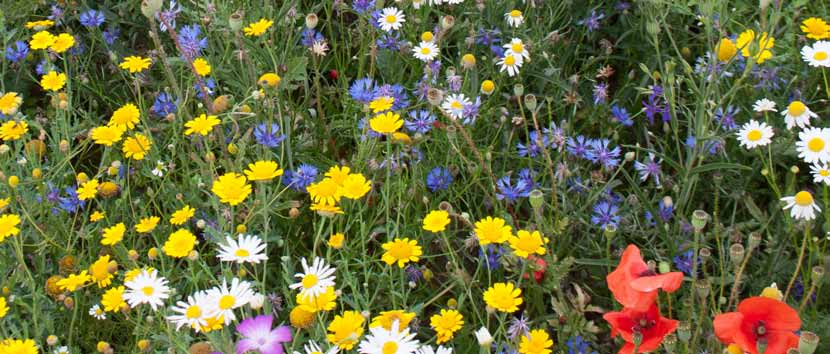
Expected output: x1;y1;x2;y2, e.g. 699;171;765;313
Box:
243;18;273;37
441;93;471;120
377;7;405;32
88;304;107;320
796;127;830;164
413;41;439;62
483;282;523;313
498;53;523;77
505;9;524;28
167;290;210;331
781;190;821;221
123;269;170;311
782;100;818;130
357;320;420;354
381;238;422;268
503;38;530;61
119;56;151;73
810;163;830;185
752;98;777;112
217;234;268;264
205;278;254;324
290;257;336;301
736;120;774;149
801;41;830;67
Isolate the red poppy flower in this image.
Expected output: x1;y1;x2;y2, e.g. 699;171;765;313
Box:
603;303;678;354
713;296;800;354
607;245;684;311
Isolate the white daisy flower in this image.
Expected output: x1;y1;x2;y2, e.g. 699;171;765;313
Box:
293;341;340;354
801;41;830;67
752;98;777;113
54;346;70;354
441;93;471;120
377;7;405;32
505;10;524;28
152;160;167;177
413;41;439;62
503;38;530;62
781;190;821;221
811;163;830;185
124;269;170;311
358;321;420;354
782;100;818;130
88;304;106;320
498;53;523;77
205;278;254;325
167;290;210;331
736;120;774;149
445;0;463;4
416;345;453;354
474;326;493;346
217;234;268;264
289;257;336;301
796;127;830;164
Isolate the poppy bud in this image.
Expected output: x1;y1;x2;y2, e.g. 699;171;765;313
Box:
798;331;819;354
140;0;163;18
676;322;691;342
427;88;444;106
289;207;300;219
694;279;710;299
524;94;537;111
603;224;617;239
438;201;452;213
440;15;454;30
529;189;544;212
812;266;825;285
63;296;74;309
229;11;244;32
624;151;635;162
691;210;709;231
128;249;139;261
729;244;745;266
748;232;762;250
513;84;524;97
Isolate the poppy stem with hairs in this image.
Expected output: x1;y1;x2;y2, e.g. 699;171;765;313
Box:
784;224;810;300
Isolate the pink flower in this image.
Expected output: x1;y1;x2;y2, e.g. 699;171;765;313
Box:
236;314;292;354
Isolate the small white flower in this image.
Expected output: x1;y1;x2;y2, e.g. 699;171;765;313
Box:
124;269;170;311
505;9;524;28
416;345;453;354
289;257;337;301
503;38;530;61
441;93;471;120
796;127;830;164
801;41;830;67
377;7;405;32
445;0;463;4
413;41;440;62
152;160;167;177
293;341;340;354
474;327;493;347
497;53;523;77
358;321;420;354
736;120;774;149
54;346;70;354
811;163;830;185
782;100;818;130
752;98;777;113
88;304;106;320
311;40;329;57
217;234;268;264
781;191;821;220
248;292;265;310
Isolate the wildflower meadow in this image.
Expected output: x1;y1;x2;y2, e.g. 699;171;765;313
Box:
1;0;830;353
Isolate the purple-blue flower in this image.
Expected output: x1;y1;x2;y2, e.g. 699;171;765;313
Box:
178;24;207;60
592;82;609;105
518;131;549;158
591;201;619;228
405;110;435;134
373;84;409;110
586;139;621;169
352;0;376;14
102;27;120;45
496;174;530;202
4;41;28;63
633;153;662;186
566;135;592;160
253;123;286;148
426;167;453;192
349;77;376;104
156;0;182;31
301;29;324;48
714;105;739;131
235;314;291;354
579;10;605;32
284;164;318;191
80;9;105;28
610;105;633;126
151;93;178;117
566;335;598;354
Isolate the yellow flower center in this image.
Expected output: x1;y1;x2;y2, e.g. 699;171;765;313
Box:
142;286;155;296
814;51;828;61
219;295;236;310
808;137;825;152
302;274;319;288
821;169;830;177
510;10;522;18
385;15;397;24
186;305;202;319
788;101;807;116
234;249;250;258
746;130;762;142
794;191;814;206
511;43;523;53
504;55;516;66
450;101;463;110
389;243;413;259
421;47;431;55
382;341;398;354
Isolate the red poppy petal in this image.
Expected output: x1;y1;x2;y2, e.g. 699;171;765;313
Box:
763;331;800;354
737;297;801;331
604;311;636;340
630;272;684;293
617;343;635;354
713;312;744;344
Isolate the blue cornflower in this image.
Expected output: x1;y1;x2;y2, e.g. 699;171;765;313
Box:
586;139;621;169
566;336;598;354
462;96;481;125
479;245;504;270
80;9;105;28
178;24;207;60
579;10;605;32
673;250;696;276
4;41;29;63
102;27;120;45
507;314;530;339
349;77;376;104
658;197;674;221
404;264;423;282
35;60;50;75
517;169;536;190
592;82;609;105
58;187;85;213
496;174;530;202
415;77;432;101
284;164;318;191
376;33;401;50
544;121;566;149
352;0;375;14
253;123;286;148
633;153;662;186
615;1;632;11
752;66;784;91
68;38;86;55
611;105;633;126
301;29;324;48
476;28;501;46
517;131;549;158
591;201;620;228
156;0;182;31
426;167;453;192
151;93;179;117
49;4;65;24
194;78;216;99
447;74;462;92
373;84;409;110
426;61;442;78
489;45;505;57
715;105;740;130
566;135;592;160
405;110;435;134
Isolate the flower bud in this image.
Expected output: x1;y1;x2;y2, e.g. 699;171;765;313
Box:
677;322;691;342
691;210;709;231
480;80;495;95
529;189;544;212
513;84;524;97
748;232;762;250
249;293;265;309
305;13;319;29
289;207;300;219
475;327;493;347
812;266;825;285
624;151;635;162
427;88;444;106
229;11;244;32
798;331;819;354
8;175;19;188
694;279;710;299
46;335;58;346
140;0;163;18
604;224;617;239
662;334;677;352
137;339;151;352
729;244;745;266
440;15;455;30
461;54;476;69
632;330;643;347
524;94;537;111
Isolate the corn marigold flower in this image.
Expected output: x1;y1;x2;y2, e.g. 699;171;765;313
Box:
518;329;554;354
0;297;8;318
509;230;549;258
603;303;678;354
716;37;738;62
120;56;151;73
430;309;463;343
801;17;830;40
184;113;220;136
474;216;512;245
0;214;21;242
382;238;422;268
422;210;450;233
90;211;105;222
244;160;284;181
0;120;27;141
29;31;55;50
296;286;338;313
0;92;23;115
89;255;114;288
370;310;416;331
212;172;251;206
714;296;800;354
328;232;345;249
243;18;273;37
101;222;126;246
369;96;395;113
77;179;99;200
290;306;315;329
57;270;92;291
50;33;75;53
25;19;54;30
109;103;140;130
369;112;403;134
327;311;365;350
340;173;372;200
258;72;281;88
192;57;211;76
483;282;522;313
41;70;66;91
0;339;38;354
164;229;197;258
122;134;152;160
736;30;774;64
170;205;195;225
91;125;126;146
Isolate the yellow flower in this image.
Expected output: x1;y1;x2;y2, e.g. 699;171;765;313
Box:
481;80;496;95
119;56;151;73
340;173;371;200
109;103;140;130
518;329;553;354
122;134;152;160
474;216;512;245
0;120;28;141
801;17;830;40
40;71;66;91
0;214;20;243
211;172;251;206
370;310;416;330
328;233;345;249
101;223;126;246
101;286;126;312
760;283;783;301
736;30;774;64
326;311;365;350
50;33;75;53
423;210;451;233
163;229;197;258
290;306;315;329
243;18;274;37
0;297;8;318
57;270;92;291
369;96;394;113
184;113;220;136
91;125;125;146
509;230;549;258
77;179;99;200
0;339;38;354
325;165;351;185
258;73;281;87
369;112;403;134
296;286;338;313
135;216;160;233
170;205;195;225
430;309;464;343
90;211;105;222
89;255;114;288
381;238;422;268
25;20;54;30
29;31;55;50
716;37;737;62
244;160;284;181
192;58;211;76
483;282;522;313
310;202;344;217
0;92;23;115
307;178;342;206
0;197;10;211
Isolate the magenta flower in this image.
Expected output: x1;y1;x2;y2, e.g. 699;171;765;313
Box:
235;314;292;354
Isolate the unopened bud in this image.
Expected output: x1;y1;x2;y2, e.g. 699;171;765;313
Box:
748;232;762;250
730;244;745;266
677;322;691;342
528;189;544;212
798;331;819;354
691;210;710;231
604;224;617;239
229;11;244;32
624;151;635;162
523;94;537;111
513;84;524;97
305;13;319;29
812;266;825;285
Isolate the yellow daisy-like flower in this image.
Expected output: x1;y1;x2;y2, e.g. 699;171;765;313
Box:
258;72;281;87
0;297;8;318
0;339;38;354
25;19;54;29
296;286;338;313
119;56;151;73
483;282;522;313
381;238;422;268
307;178;342;206
90;211;105;222
77;179;99;201
0;92;23;115
430;309;464;343
289;306;315;329
422;210;451;233
243;18;274;37
40;71;66;91
101;285;127;312
325;165;352;185
326;311;365;350
109;103;140;130
170;205;195;225
474;216;512;245
50;33;75;53
369;96;394;113
508;230;549;258
370;310;416;330
0;214;21;243
89;255;114;288
101;222;126;246
135;216;160;233
57;270;92;292
122;134;152;161
310;202;344;216
163;229;197;258
801;17;830;40
518;329;554;354
716;37;737;62
369;112;403;134
736;30;774;64
0;120;28;141
211;172;251;206
244;160;284;181
91;125;126;146
184;113;220;136
29;31;55;50
339;173;371;200
328;232;345;249
192;57;211;76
